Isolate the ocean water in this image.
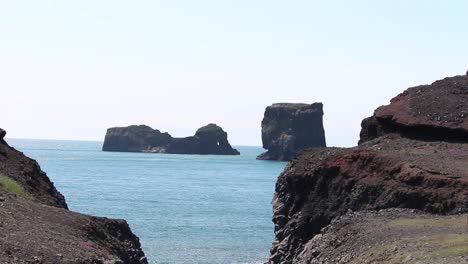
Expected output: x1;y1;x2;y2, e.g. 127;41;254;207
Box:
7;139;286;264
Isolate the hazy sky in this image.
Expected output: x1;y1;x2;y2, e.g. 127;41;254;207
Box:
1;1;468;146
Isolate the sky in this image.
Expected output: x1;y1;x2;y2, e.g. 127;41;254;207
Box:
1;1;468;147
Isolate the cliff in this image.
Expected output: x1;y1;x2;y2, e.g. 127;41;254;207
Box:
0;129;148;264
257;103;326;161
268;74;468;263
360;74;468;144
103;124;240;155
0;128;67;209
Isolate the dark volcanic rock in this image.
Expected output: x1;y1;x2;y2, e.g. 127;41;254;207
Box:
268;74;468;264
169;124;240;155
269;136;468;263
103;123;240;155
295;209;468;264
0;128;148;264
360;74;468;144
0;129;67;208
102;125;172;152
0;188;147;264
257;103;326;161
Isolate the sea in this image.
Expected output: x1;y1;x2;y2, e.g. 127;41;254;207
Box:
7;139;287;264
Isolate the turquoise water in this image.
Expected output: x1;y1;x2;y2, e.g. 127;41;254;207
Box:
7;139;286;264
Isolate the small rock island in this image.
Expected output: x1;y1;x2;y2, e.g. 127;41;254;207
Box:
257;103;326;161
103;123;240;155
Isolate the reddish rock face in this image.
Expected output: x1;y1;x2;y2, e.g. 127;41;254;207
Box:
269;136;468;264
268;73;468;264
360;74;468;144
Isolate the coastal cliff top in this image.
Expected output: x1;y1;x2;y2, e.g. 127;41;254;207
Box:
298;208;468;264
295;135;468;183
360;74;468;143
376;74;468;128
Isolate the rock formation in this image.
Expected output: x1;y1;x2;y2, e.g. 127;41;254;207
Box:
268;74;468;264
103;123;240;155
0;128;148;264
0;128;67;209
257;103;326;161
360;74;468;144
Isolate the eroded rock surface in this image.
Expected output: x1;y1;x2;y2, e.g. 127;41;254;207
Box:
269;136;468;263
0;128;67;208
297;209;468;264
103;124;239;155
257;103;326;161
360;74;468;144
0;128;148;264
268;73;468;264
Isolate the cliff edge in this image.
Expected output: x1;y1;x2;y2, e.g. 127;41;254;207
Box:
0;128;148;264
268;74;468;264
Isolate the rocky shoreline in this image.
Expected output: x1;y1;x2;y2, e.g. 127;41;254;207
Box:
0;129;147;264
268;73;468;263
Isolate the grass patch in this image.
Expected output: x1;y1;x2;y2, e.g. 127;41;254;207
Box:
352;244;391;264
0;175;32;200
425;234;468;257
391;218;466;228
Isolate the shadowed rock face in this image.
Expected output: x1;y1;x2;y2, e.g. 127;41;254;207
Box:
0;128;148;264
103;124;239;155
268;74;468;264
269;137;468;263
0;128;67;209
360;74;468;144
257;103;326;161
102;125;172;152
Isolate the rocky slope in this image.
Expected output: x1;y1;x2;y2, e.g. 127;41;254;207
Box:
103;123;240;155
257;103;326;161
0;129;147;264
360;74;468;144
297;208;468;264
0;128;67;209
268;74;468;264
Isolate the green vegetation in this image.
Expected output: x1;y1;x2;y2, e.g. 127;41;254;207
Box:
391;217;465;228
0;175;32;200
425;234;468;257
352;244;391;263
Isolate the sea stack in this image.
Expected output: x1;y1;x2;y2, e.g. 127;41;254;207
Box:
103;123;240;155
267;74;468;264
257;103;326;161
